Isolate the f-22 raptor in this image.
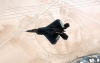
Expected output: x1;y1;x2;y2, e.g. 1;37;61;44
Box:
26;19;70;44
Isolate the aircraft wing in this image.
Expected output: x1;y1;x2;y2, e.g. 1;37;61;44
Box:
47;19;65;28
44;34;60;44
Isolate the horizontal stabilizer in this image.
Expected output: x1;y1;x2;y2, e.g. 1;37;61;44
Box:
60;33;68;40
64;23;70;29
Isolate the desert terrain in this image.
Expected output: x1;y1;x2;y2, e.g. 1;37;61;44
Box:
0;0;100;63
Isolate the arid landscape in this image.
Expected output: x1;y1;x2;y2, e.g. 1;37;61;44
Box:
0;0;100;63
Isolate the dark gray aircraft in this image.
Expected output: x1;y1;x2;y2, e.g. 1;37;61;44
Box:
26;19;70;44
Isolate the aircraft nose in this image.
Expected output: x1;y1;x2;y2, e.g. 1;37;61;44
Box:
26;30;33;32
26;29;37;32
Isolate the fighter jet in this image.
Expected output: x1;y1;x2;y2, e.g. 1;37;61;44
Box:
26;19;70;44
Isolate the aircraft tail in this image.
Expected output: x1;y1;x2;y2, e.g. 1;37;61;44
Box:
64;23;70;29
60;33;68;40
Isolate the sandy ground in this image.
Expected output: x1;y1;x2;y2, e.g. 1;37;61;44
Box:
0;0;100;63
